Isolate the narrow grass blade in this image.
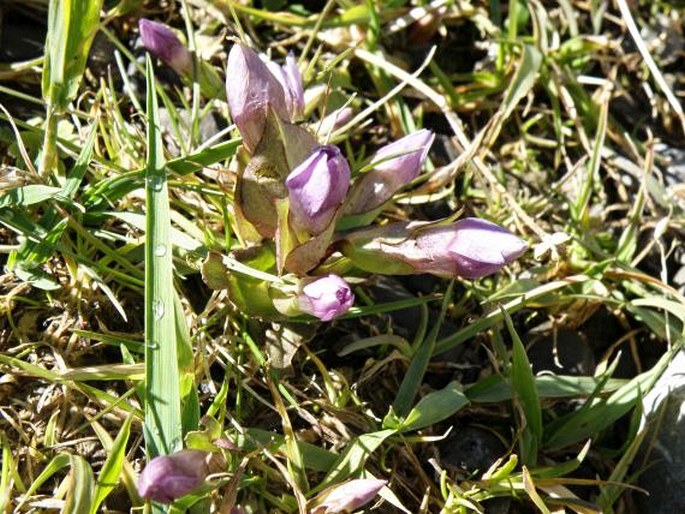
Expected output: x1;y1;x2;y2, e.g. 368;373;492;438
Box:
319;429;396;489
91;415;134;514
15;454;70;510
143;56;182;463
506;308;542;467
392;281;454;417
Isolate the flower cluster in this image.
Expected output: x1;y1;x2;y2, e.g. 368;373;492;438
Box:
221;42;526;321
140;29;527;321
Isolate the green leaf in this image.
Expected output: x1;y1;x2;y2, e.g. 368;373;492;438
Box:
143;57;183;464
392;281;454;416
91;415;134;514
63;455;94;514
319;429;396;489
42;0;104;112
506;309;542;466
398;382;469;432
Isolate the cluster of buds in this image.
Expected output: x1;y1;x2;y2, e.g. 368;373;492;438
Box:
135;32;526;320
213;41;527;321
137;448;386;510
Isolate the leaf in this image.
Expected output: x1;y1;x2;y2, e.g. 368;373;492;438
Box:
91;414;133;514
398;382;469;432
42;0;104;112
143;56;182;461
63;455;94;514
506;308;542;466
319;429;396;489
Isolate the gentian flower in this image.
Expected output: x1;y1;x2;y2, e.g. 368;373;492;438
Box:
137;450;212;504
266;53;305;121
138;19;192;75
298;274;355;321
286;145;351;234
347;129;435;214
311;478;387;514
226;44;289;152
341;217;527;279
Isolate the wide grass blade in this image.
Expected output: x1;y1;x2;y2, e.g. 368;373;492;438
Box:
40;0;103;175
63;455;94;514
143;56;183;466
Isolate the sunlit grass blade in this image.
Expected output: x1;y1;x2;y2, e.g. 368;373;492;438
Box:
63;455;94;514
143;56;182;469
91;415;134;514
40;0;103;176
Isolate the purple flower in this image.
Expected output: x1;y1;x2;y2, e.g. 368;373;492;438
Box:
286;145;351;234
226;44;289;152
341;217;527;279
137;450;211;504
138;19;192;75
298;275;355;321
347;129;435;214
312;478;387;514
266;53;305;121
414;218;527;278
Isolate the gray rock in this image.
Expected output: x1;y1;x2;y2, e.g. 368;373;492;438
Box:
637;350;685;513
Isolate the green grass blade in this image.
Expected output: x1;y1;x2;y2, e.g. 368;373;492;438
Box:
15;454;70;510
392;281;454;417
63;455;94;514
506;309;542;467
40;0;103;175
91;415;134;514
318;429;396;489
143;56;183;465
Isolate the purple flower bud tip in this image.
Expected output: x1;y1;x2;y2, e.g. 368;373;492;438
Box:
227;44;289;152
286;145;351;234
348;129;435;214
299;274;354;321
278;53;305;120
417;217;528;278
138;19;192;75
137;450;210;504
313;478;387;514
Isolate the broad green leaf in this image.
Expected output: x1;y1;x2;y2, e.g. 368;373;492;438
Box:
42;0;103;112
398;382;469;432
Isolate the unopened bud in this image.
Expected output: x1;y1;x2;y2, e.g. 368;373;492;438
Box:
139;19;192;76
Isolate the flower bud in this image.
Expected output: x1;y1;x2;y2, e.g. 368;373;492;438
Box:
226;44;289;152
138;19;192;76
316;107;354;137
298;274;355;321
347;129;434;214
137;450;212;504
311;478;387;514
286;145;351;234
341;217;527;279
266;53;305;121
